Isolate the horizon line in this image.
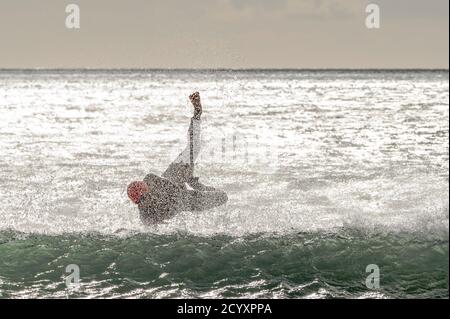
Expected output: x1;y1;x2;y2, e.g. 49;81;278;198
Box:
0;67;448;71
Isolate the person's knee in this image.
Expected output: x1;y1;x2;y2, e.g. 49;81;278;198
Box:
190;190;228;211
217;190;228;205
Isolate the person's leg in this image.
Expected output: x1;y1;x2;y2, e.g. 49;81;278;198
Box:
163;92;218;192
187;177;217;191
163;116;200;184
162;162;192;185
183;189;228;211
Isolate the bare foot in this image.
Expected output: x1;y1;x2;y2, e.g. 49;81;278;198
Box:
189;92;202;119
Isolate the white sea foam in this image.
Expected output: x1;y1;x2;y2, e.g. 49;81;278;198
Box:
0;70;448;238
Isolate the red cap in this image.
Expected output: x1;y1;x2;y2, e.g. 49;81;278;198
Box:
127;181;149;204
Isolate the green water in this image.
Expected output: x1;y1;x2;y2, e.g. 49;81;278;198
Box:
0;230;447;299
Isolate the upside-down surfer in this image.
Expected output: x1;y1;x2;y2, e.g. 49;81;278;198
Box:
127;92;228;224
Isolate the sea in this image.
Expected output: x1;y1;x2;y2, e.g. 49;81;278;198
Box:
0;69;448;298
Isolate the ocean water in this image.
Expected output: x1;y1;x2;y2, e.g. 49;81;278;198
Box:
0;69;448;299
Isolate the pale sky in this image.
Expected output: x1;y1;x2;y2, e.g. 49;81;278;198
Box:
0;0;448;69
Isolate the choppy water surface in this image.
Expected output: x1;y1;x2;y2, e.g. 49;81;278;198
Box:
0;70;448;298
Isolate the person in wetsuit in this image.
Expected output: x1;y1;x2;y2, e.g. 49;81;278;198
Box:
127;92;228;225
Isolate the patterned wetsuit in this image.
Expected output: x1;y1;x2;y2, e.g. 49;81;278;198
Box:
138;117;228;225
